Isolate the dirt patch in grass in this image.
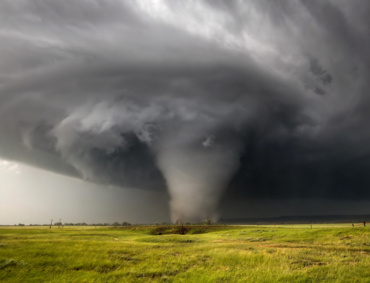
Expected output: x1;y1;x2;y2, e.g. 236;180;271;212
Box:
71;263;120;273
291;258;327;269
263;244;311;249
149;225;233;235
132;270;180;279
149;226;188;235
0;259;27;270
247;237;267;242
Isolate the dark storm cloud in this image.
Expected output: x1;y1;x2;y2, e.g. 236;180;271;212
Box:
1;1;370;220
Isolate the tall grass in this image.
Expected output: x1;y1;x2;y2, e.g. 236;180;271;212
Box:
0;225;369;282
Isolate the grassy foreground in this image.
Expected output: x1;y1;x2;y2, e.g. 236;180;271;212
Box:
0;224;369;282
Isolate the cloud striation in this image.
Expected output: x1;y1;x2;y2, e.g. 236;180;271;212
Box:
1;1;370;221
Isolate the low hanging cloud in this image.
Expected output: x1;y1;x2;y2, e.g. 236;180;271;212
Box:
1;0;370;221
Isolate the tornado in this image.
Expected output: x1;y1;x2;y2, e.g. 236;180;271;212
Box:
154;125;243;223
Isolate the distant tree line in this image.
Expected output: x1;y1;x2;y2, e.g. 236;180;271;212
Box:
25;222;132;226
14;219;220;227
63;222;132;226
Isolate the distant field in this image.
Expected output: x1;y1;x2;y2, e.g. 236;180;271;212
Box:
0;224;369;282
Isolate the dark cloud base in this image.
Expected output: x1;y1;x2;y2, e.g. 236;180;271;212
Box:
1;0;370;219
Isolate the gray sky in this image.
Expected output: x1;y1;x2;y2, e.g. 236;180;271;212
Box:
1;1;370;223
0;159;169;225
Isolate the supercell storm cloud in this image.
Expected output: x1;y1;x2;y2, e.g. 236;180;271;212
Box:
1;1;370;222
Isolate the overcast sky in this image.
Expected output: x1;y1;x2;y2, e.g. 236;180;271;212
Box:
1;1;370;224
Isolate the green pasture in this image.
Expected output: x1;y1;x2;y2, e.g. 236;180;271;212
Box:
0;224;369;282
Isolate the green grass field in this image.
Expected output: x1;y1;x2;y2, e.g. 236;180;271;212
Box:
0;224;369;282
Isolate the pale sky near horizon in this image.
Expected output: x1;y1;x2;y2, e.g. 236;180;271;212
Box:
0;158;170;225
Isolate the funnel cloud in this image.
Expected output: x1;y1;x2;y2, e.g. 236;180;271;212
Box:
155;126;243;222
1;1;370;222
